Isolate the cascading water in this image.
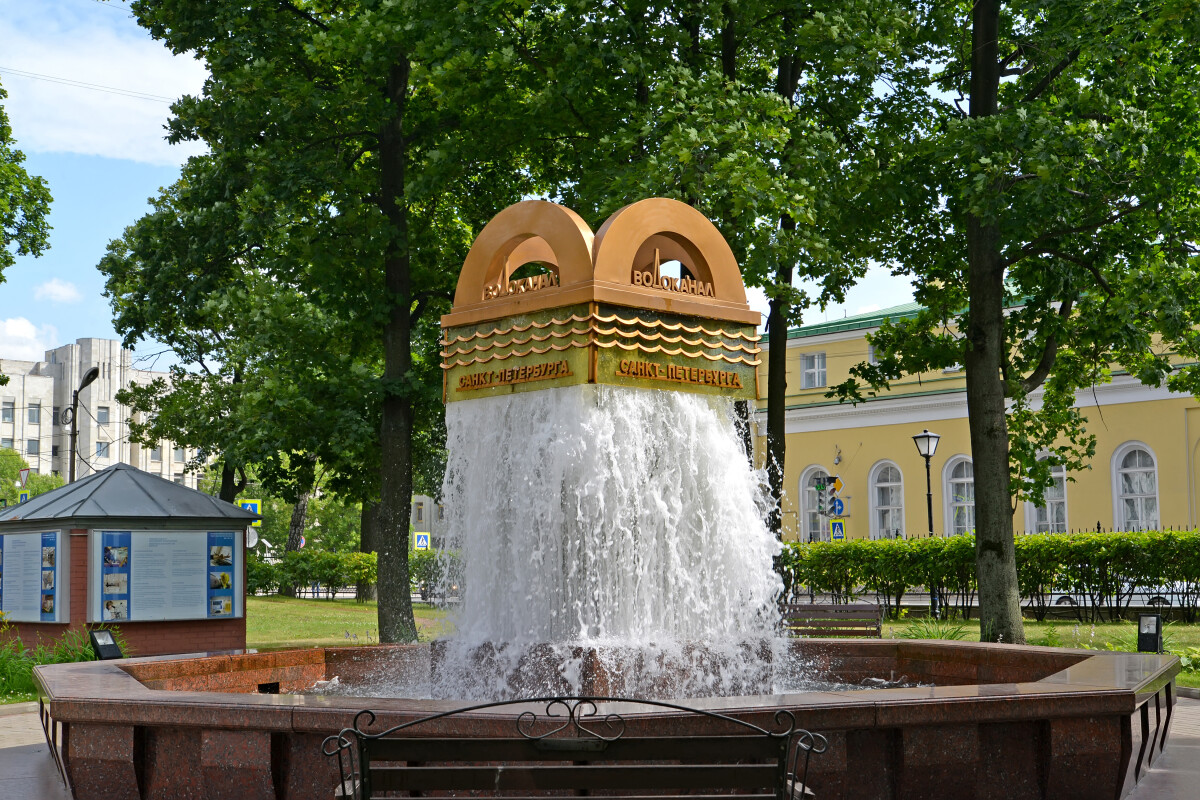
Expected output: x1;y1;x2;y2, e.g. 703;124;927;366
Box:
428;384;794;700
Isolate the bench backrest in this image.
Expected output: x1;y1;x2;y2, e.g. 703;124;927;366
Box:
324;696;826;800
780;602;883;638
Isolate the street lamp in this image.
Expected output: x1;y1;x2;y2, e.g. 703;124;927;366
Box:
62;366;100;483
912;429;941;617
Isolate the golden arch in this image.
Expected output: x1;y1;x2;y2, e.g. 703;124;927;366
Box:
592;198;747;306
454;200;594;308
444;197;758;327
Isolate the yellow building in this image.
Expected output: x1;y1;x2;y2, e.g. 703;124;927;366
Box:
755;302;1200;542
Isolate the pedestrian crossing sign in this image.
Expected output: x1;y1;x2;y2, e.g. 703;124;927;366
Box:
18;490;29;504
830;519;845;541
240;499;262;527
414;532;430;551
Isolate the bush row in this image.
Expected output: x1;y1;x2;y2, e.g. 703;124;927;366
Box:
778;530;1200;622
247;549;462;600
248;550;378;598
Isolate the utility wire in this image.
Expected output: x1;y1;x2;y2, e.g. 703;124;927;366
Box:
0;65;176;103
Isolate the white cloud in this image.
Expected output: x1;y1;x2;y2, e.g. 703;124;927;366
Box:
34;278;82;303
0;317;59;361
0;3;209;166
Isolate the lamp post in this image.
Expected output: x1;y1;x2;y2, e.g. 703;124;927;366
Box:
912;429;941;616
62;366;100;483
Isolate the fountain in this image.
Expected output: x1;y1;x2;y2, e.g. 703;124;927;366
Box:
35;199;1179;800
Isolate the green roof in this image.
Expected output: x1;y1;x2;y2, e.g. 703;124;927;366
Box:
762;301;923;343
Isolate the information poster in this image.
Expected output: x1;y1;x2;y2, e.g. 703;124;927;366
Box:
91;530;241;622
0;530;62;622
101;532;131;621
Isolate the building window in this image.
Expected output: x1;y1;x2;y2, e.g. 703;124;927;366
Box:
1028;461;1068;533
800;353;826;389
96;441;110;459
1;401;13;422
151;446;163;462
869;462;904;539
945;457;975;535
28;403;40;424
1114;444;1158;531
97;406;110;425
416;504;424;524
1;437;11;450
174;447;185;462
51;445;59;457
26;439;39;456
174;474;185;484
438;505;445;521
53;407;60;426
800;466;831;542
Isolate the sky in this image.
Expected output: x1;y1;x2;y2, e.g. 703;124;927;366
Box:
0;0;914;366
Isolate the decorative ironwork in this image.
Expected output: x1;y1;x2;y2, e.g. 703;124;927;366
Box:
321;695;828;800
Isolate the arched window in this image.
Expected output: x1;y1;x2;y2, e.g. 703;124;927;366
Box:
869;462;904;540
799;466;830;542
1113;444;1159;531
1026;460;1068;533
944;457;975;536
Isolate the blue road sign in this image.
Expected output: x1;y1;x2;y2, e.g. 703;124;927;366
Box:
830;519;845;541
414;532;431;551
18;490;29;504
831;497;845;516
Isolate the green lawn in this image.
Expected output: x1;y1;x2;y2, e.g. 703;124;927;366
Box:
245;596;452;648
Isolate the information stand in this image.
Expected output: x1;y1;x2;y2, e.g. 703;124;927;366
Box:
89;530;243;622
0;530;66;622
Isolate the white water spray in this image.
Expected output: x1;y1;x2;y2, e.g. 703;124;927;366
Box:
432;384;788;699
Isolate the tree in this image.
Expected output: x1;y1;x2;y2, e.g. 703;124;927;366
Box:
0;79;53;386
834;0;1200;643
0;448;63;506
505;1;920;537
126;0;536;641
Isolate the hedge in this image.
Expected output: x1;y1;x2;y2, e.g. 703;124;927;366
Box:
247;549;461;601
778;529;1200;622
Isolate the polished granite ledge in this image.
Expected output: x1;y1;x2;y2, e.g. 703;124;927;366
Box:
34;641;1180;800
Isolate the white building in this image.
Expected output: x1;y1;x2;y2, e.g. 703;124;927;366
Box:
0;338;198;487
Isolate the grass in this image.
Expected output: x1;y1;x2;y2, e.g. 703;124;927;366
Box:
245;596;452;648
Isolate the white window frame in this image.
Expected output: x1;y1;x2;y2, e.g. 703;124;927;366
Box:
1112;441;1160;532
96;441;110;459
1;400;13;423
868;460;904;540
150;445;163;462
28;403;40;425
798;465;831;542
800;352;826;389
942;455;975;536
26;439;39;456
1023;457;1068;533
97;406;110;425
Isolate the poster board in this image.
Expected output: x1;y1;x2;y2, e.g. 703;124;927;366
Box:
0;530;66;622
88;530;242;622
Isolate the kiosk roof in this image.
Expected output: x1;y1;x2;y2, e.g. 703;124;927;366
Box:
0;463;260;530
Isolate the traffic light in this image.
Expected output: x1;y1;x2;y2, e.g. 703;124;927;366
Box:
814;481;826;514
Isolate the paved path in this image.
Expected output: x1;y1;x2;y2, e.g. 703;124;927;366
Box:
0;696;1197;798
1130;695;1200;798
0;701;71;800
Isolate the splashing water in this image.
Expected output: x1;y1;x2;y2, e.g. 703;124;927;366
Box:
429;384;790;699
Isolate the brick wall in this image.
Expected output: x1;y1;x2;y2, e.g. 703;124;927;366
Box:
2;528;248;658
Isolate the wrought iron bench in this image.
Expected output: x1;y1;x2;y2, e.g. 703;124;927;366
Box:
323;695;827;799
780;603;883;638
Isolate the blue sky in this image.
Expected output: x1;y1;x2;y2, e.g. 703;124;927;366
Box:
0;0;913;366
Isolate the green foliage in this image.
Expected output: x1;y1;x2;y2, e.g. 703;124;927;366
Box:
783;530;1200;624
0;80;52;284
248;550;379;600
0;448;64;506
0;615;128;703
896;617;971;641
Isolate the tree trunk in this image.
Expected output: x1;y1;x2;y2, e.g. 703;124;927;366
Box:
279;489;312;598
967;0;1024;644
377;57;419;643
358;499;380;602
765;219;796;540
218;460;238;503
